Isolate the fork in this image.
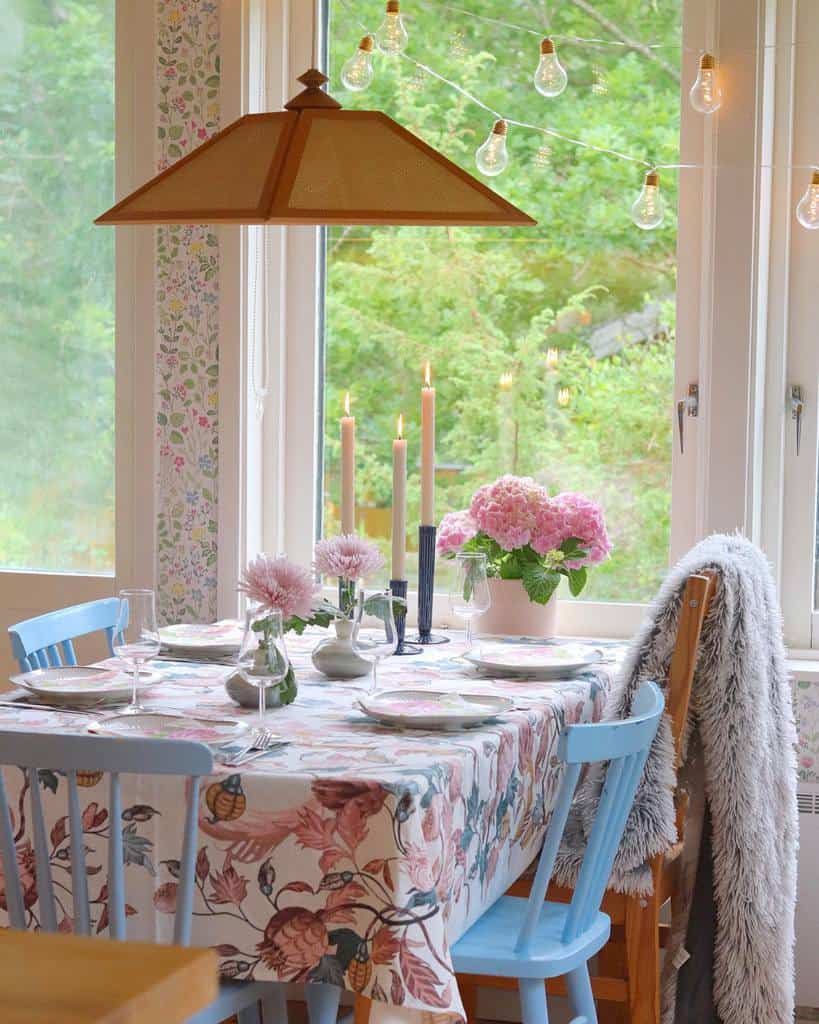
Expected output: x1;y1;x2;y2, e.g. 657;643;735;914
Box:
221;728;276;767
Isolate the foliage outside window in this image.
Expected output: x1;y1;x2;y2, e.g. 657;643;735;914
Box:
0;0;114;573
322;0;681;603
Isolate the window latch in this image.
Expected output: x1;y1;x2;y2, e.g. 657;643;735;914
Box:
790;385;805;456
677;383;699;455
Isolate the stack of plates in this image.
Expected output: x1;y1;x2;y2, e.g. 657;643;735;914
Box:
9;666;160;708
158;621;243;660
463;640;604;679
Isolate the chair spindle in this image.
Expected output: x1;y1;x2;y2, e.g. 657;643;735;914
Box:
67;770;91;936
27;767;57;932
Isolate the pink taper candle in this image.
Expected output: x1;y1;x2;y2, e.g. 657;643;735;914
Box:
341;392;356;534
392;414;407;579
421;362;435;526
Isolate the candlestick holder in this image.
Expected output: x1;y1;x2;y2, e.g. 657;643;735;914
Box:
411;525;450;645
390;579;422;656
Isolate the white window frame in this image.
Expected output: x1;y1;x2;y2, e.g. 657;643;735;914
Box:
0;0;153;678
219;0;783;639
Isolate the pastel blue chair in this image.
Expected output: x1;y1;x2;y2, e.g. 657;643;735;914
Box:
451;682;665;1024
8;598;120;672
0;730;287;1024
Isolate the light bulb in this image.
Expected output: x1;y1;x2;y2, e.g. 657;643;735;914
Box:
375;0;408;55
545;348;559;370
341;35;375;91
631;170;665;230
557;388;571;407
796;170;819;230
476;120;509;177
689;52;722;113
534;38;568;98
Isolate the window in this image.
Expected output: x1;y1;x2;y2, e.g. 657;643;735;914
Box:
319;0;684;603
0;0;115;574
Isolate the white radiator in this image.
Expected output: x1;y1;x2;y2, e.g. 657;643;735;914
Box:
797;787;819;1009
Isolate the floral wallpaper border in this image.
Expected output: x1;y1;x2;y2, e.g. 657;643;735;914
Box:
796;680;819;785
155;0;221;625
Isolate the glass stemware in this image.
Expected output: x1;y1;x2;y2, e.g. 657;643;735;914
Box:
237;608;291;726
352;589;399;694
449;552;491;651
113;589;161;715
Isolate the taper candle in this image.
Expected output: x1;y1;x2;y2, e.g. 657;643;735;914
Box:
421;362;435;526
341;391;356;534
392;414;407;580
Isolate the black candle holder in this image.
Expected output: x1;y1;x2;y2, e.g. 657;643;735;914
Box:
411;525;450;645
390;579;422;656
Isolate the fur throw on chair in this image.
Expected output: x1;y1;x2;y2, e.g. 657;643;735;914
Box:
553;534;798;1024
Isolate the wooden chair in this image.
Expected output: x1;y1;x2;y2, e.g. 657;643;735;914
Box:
459;571;716;1024
451;682;665;1024
0;729;287;1024
8;597;120;672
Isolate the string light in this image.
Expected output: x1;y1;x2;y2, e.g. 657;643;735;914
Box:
476;119;509;176
499;371;514;389
545;348;559;370
375;0;409;55
533;38;568;98
796;170;819;230
631;170;665;230
557;387;571;407
689;52;722;113
341;35;375;91
336;0;818;230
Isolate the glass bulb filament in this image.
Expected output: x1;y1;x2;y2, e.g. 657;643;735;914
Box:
341;35;374;91
375;1;408;55
796;172;819;230
690;53;722;113
534;38;568;98
476;120;509;177
631;171;665;230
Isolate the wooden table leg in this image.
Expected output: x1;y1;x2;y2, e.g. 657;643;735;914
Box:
596;934;627;1024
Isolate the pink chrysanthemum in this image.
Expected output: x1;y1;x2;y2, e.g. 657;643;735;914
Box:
437;510;478;555
554;492;612;567
238;554;317;620
313;534;385;581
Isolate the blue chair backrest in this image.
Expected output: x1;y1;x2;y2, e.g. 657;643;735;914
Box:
8;598;120;672
515;681;665;952
0;731;212;945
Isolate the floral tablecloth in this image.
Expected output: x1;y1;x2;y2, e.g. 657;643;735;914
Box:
0;632;616;1022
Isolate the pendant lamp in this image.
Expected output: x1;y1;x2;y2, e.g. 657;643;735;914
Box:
95;69;535;227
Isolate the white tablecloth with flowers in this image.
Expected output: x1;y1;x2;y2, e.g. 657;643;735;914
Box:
0;632;617;1022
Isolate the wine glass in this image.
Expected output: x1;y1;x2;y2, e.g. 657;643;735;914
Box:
237;608;291;726
352;590;399;694
113;589;161;715
449;552;491;651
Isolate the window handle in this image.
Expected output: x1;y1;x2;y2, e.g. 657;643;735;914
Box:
677;383;699;454
790;385;805;456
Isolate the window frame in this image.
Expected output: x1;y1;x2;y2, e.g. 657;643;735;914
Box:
223;0;784;639
0;0;152;680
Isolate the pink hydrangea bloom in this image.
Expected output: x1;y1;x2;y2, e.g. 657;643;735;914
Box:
554;492;612;567
238;554;317;620
437;510;478;555
469;475;547;552
314;534;385;581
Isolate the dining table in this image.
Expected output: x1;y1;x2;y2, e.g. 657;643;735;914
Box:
0;629;620;1024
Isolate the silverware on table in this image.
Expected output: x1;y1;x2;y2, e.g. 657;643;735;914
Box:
0;699;106;717
220;728;282;767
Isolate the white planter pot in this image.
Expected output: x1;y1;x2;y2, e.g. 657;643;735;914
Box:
476;578;558;638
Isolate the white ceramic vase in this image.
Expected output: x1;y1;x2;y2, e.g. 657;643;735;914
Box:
475;578;558;638
311;618;371;679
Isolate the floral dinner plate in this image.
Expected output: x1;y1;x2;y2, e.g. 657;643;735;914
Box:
9;666;160;707
159;620;243;654
357;689;513;730
89;712;250;746
463;640;604;679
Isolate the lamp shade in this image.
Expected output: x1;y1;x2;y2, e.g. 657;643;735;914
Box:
96;70;535;227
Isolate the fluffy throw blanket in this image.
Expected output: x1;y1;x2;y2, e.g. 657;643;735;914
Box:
553;534;798;1024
